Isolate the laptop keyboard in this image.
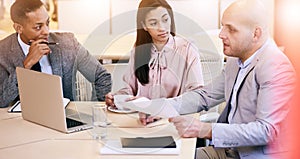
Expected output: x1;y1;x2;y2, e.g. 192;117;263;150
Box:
66;118;85;128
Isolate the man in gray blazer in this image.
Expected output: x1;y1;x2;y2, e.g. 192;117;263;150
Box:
0;0;111;108
168;0;296;158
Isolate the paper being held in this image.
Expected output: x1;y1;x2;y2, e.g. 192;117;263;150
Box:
120;97;179;118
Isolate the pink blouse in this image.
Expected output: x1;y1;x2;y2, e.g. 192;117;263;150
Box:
115;35;204;99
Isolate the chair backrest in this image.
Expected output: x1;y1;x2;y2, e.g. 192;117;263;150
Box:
75;71;93;101
186;29;224;84
191;30;224;123
74;63;129;101
103;63;129;93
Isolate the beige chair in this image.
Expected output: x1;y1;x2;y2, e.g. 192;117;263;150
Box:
103;63;129;93
75;72;93;101
75;63;129;101
75;63;128;101
193;29;225;123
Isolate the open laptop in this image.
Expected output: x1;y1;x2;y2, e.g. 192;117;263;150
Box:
16;67;92;133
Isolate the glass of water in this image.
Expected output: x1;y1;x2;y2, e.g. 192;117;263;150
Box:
92;103;107;139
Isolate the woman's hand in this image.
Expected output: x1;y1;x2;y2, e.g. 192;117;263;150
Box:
105;93;115;107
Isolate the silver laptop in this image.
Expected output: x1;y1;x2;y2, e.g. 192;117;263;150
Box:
16;67;92;133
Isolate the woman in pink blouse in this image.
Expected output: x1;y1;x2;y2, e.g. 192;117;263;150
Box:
105;0;204;124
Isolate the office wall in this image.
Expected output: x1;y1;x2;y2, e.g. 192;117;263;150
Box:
57;0;274;56
58;0;274;35
58;0;219;36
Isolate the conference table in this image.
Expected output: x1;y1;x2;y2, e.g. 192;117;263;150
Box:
0;102;197;159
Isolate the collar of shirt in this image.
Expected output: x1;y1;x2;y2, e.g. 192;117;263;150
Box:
17;34;30;57
149;35;176;69
150;34;175;54
237;38;270;69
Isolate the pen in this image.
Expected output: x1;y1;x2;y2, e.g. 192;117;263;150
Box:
41;42;59;45
28;41;59;45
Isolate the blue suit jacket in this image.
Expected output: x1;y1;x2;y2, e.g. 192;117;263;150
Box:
0;32;111;107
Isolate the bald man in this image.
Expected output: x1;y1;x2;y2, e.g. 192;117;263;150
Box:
166;0;296;158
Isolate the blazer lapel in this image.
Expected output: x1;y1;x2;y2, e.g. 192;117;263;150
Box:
228;62;240;95
217;59;240;123
10;34;26;67
218;53;261;123
48;35;62;77
234;55;259;96
231;56;259;116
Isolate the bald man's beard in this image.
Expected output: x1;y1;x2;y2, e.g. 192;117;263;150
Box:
224;40;253;60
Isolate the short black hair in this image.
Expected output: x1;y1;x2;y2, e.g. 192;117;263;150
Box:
10;0;44;24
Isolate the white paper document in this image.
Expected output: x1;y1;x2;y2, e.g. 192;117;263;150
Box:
119;98;179;118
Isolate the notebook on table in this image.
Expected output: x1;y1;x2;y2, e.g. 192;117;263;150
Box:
16;67;92;133
7;98;70;113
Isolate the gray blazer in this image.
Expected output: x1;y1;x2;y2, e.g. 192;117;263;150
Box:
0;32;111;107
176;40;296;159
